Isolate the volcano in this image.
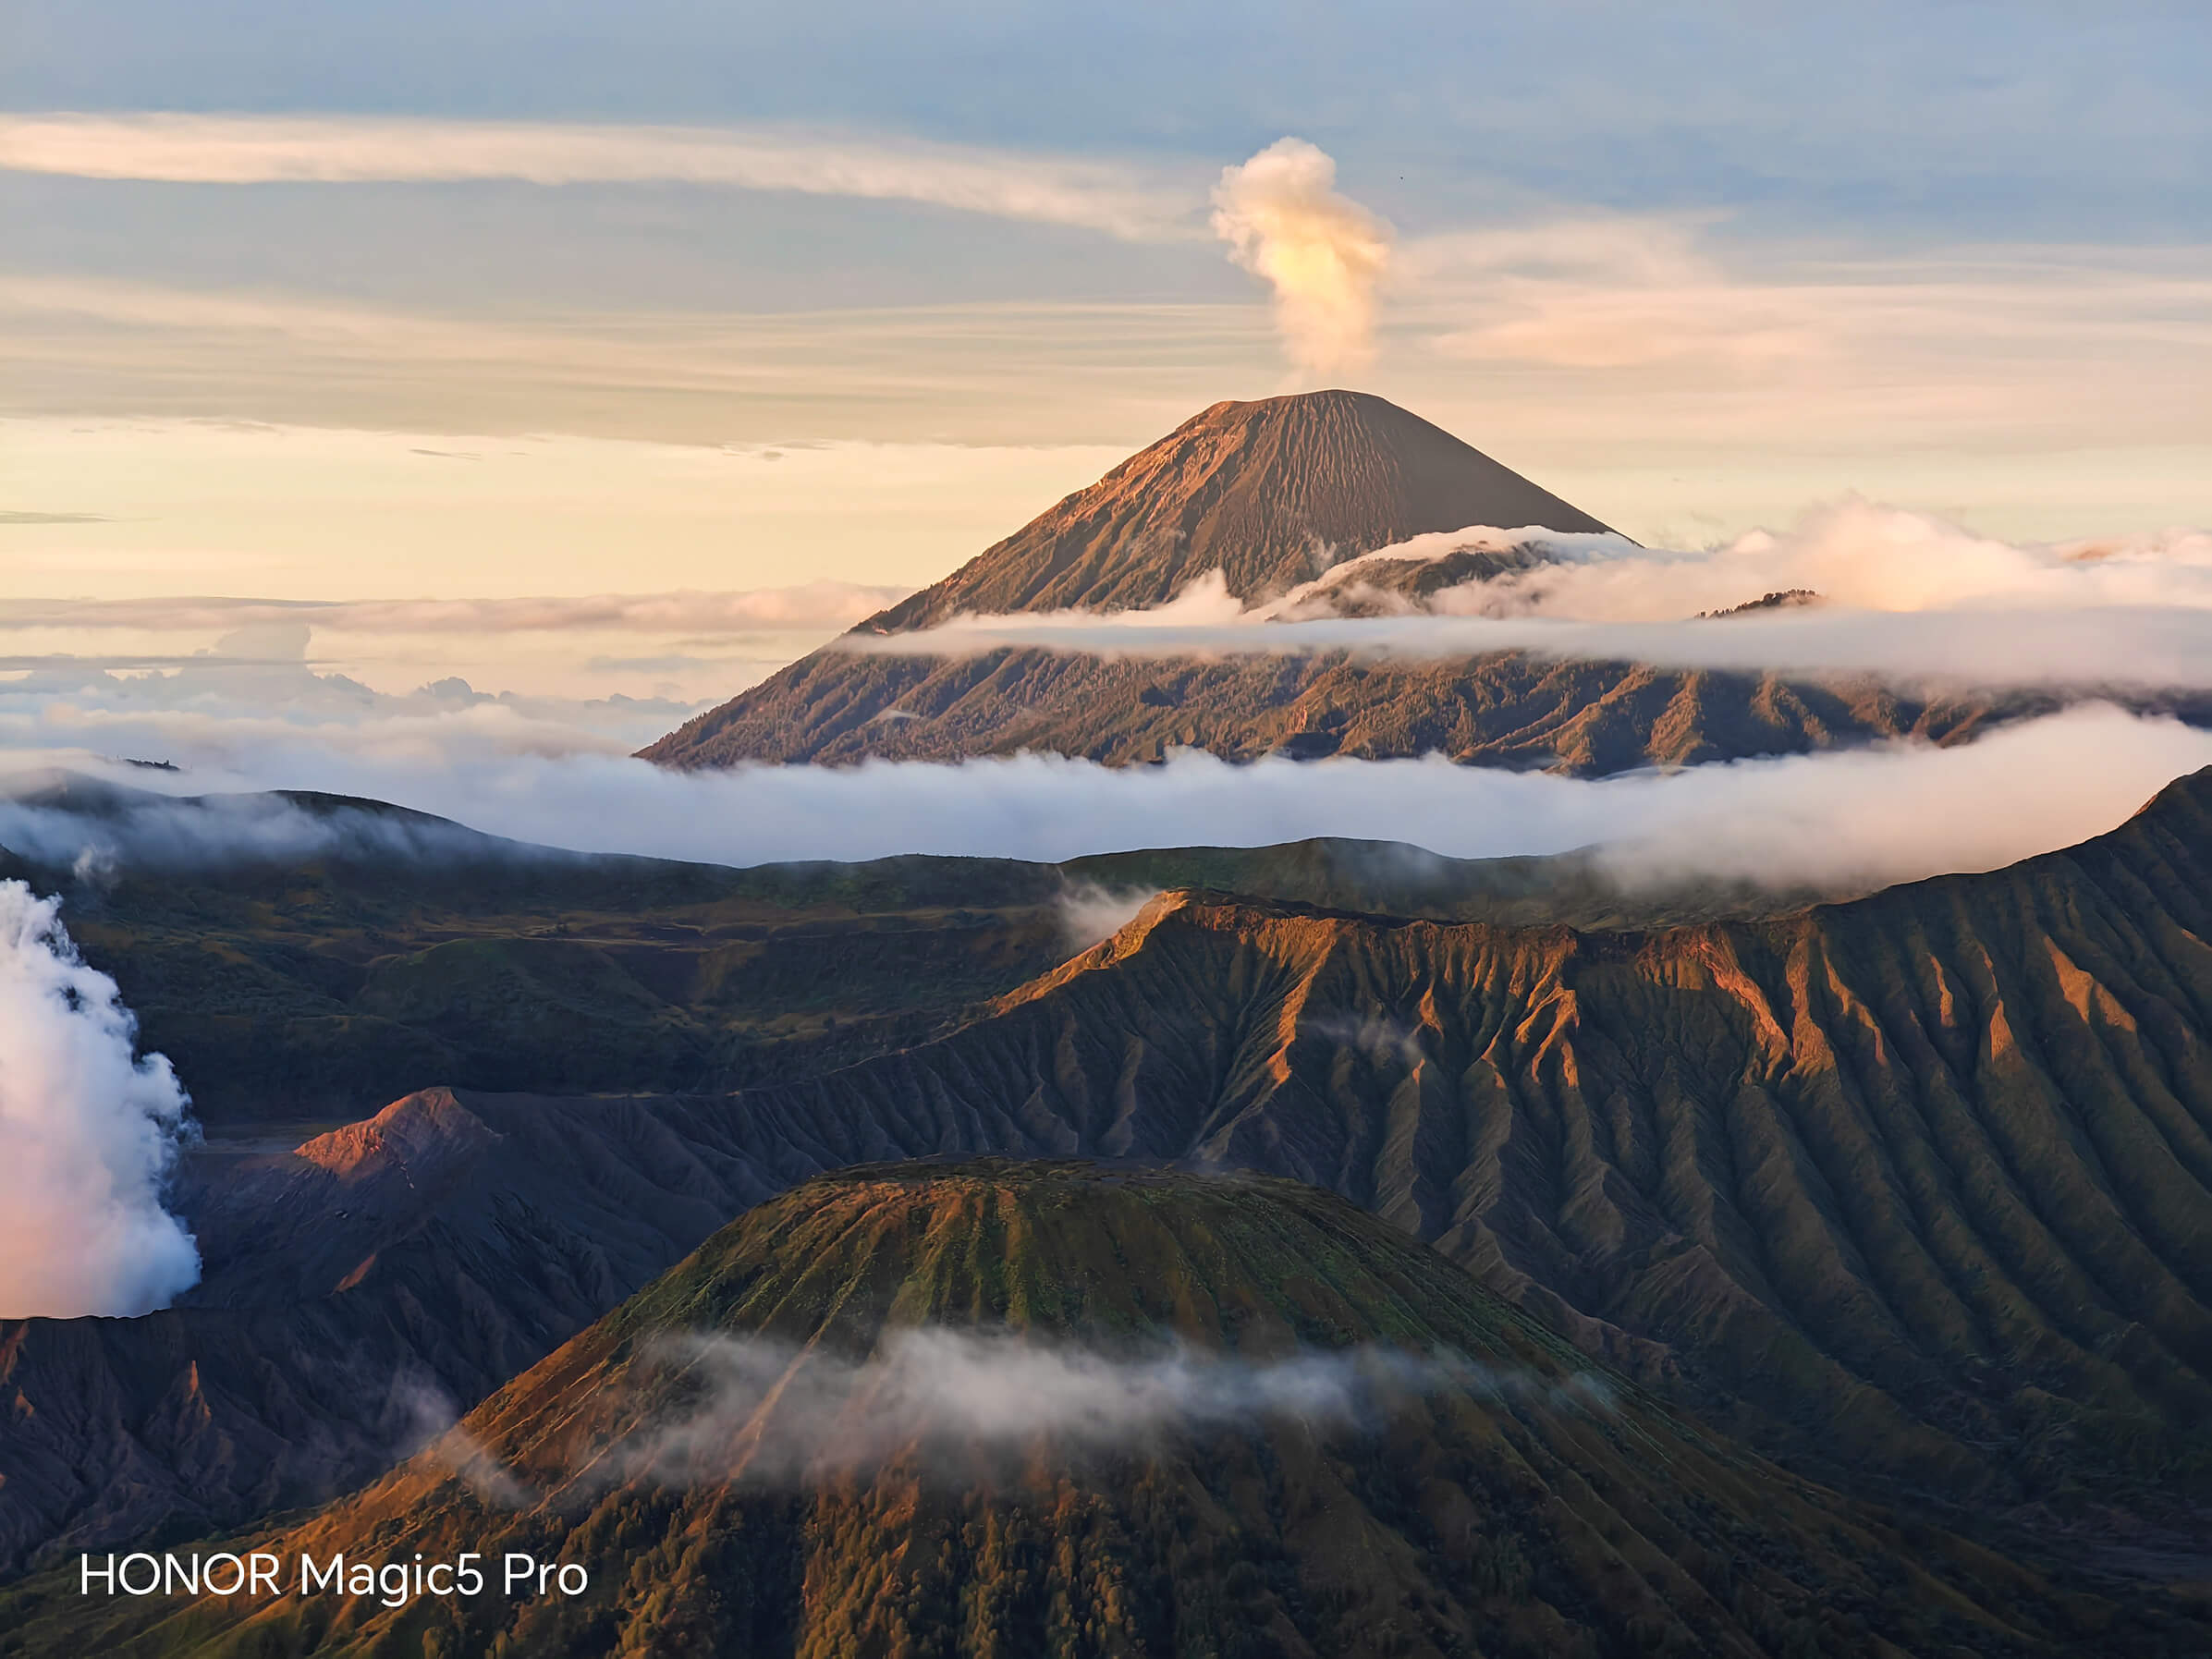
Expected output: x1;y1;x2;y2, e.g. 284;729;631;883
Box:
861;388;1615;628
13;1163;2136;1658
642;393;2199;772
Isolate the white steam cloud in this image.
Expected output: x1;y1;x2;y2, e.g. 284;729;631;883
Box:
568;1329;1609;1491
1057;883;1165;946
1213;139;1393;375
8;704;2210;900
0;882;199;1317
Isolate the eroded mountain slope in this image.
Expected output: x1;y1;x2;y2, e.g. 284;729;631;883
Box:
645;644;2146;772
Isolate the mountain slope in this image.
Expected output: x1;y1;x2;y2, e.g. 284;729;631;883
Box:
641;388;2212;772
6;772;2209;1578
16;1165;2165;1659
642;644;2135;771
867;389;1614;628
643;388;1651;772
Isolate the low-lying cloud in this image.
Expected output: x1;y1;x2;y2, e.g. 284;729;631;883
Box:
849;502;2212;690
568;1329;1607;1491
0;881;199;1318
1213;139;1394;375
0;582;911;638
7;705;2209;901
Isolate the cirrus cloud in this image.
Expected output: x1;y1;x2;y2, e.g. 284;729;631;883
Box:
0;113;1199;242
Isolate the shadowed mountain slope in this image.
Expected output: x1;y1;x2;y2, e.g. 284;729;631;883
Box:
5;772;2209;1582
16;1165;2181;1659
642;644;2146;772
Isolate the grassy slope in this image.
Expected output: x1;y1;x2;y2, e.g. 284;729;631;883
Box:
11;1164;2181;1659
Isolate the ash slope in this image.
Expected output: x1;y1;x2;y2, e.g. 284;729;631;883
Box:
17;1165;2148;1659
6;773;2209;1580
863;388;1615;628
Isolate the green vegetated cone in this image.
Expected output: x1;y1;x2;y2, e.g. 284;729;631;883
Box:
15;1160;2150;1659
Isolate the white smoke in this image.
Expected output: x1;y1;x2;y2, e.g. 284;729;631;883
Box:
1057;883;1164;946
580;1329;1609;1490
0;881;199;1317
1212;139;1393;375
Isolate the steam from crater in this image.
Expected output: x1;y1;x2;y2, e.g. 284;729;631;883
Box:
0;881;199;1317
1213;139;1393;374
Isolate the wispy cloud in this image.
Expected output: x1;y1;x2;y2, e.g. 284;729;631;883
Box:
0;583;910;637
570;1330;1605;1492
0;113;1201;241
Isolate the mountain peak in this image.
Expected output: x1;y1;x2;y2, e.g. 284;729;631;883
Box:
861;390;1614;631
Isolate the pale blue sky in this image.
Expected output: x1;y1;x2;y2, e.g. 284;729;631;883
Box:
1;0;2206;652
10;2;2207;241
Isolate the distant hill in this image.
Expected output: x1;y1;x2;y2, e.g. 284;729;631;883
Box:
641;391;2212;772
1;774;1835;1128
10;1164;2160;1659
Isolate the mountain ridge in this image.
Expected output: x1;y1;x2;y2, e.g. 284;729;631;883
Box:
4;769;2206;1580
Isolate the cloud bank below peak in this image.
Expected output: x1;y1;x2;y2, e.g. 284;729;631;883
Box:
10;705;2211;905
849;502;2212;691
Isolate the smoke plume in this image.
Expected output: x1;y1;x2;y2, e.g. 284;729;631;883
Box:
1212;139;1393;374
1057;883;1164;946
0;881;199;1317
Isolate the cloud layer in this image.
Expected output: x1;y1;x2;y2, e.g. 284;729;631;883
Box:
575;1330;1601;1490
1213;140;1393;374
0;881;199;1318
7;706;2208;902
0;114;1194;241
0;582;910;639
853;503;2212;690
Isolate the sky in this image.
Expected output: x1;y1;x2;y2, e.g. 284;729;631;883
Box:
1;1;2208;707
